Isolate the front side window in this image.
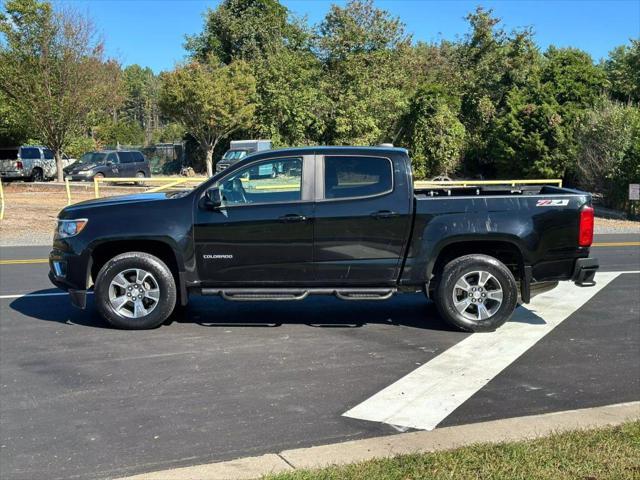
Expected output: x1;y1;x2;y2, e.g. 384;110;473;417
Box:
107;153;119;164
43;149;54;160
324;156;392;199
20;147;41;160
219;158;302;206
222;150;249;162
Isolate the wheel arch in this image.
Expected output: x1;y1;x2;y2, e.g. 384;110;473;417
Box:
89;239;187;305
426;239;526;294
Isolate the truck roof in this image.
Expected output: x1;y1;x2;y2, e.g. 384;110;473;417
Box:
248;145;409;157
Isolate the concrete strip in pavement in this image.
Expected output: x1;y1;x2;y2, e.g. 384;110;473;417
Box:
117;401;640;480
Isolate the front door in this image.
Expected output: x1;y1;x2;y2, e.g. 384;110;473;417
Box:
105;152;120;177
313;154;413;285
194;156;315;285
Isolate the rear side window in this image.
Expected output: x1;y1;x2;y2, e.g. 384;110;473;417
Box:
20;147;41;160
324;156;393;199
43;149;54;159
118;152;134;163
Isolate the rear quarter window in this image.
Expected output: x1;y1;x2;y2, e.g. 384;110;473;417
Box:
20;147;41;160
133;152;145;163
324;156;393;199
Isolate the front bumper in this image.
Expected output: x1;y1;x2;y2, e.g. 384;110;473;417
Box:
49;247;91;309
572;257;599;286
65;173;92;182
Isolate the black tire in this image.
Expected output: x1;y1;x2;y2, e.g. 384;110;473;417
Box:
135;171;146;185
28;168;44;182
94;252;176;329
433;254;518;332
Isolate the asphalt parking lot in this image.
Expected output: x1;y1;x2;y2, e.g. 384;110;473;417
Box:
1;234;639;480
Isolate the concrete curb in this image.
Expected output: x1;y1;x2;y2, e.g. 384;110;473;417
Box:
117;401;640;480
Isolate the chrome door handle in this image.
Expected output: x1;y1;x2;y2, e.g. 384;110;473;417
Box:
279;214;307;223
371;210;398;219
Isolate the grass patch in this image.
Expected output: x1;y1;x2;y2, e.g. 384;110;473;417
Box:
266;421;640;480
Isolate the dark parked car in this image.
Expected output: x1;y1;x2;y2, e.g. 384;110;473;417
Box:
49;146;598;331
64;150;150;181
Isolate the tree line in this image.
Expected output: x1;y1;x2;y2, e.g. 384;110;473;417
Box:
1;0;638;210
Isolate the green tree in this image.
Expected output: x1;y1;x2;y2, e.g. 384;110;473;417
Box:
159;60;257;176
0;0;121;181
317;0;414;145
94;119;145;147
398;84;465;178
186;0;319;148
252;48;325;146
605;40;640;104
455;7;541;174
489;87;570;178
575;99;640;209
0;91;32;145
120;64;161;144
185;0;298;64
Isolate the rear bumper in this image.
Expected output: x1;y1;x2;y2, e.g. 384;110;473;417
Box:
572;257;599;286
0;171;25;179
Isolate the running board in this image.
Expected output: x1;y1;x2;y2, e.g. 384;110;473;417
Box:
200;288;396;302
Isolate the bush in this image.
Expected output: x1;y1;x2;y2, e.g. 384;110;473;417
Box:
575;99;640;212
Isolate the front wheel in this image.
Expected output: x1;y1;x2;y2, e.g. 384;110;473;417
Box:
433;254;518;332
95;252;176;329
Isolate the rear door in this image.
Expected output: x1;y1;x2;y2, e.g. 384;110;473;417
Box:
116;152;136;177
313;154;413;285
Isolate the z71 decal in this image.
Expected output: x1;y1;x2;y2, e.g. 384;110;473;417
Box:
536;199;570;207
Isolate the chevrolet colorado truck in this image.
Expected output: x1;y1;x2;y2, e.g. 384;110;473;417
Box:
49;146;599;331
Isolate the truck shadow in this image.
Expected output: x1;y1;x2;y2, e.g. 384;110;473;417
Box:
9;289;545;331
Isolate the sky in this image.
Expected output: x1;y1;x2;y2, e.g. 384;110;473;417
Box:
54;0;640;73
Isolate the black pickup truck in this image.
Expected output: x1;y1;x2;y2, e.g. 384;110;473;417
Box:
49;146;598;331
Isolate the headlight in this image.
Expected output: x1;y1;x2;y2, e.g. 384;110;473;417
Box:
56;219;88;238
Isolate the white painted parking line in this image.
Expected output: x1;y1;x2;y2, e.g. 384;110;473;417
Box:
0;291;93;300
343;271;635;431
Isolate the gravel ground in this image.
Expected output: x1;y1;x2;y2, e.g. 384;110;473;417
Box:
594;217;640;234
1;183;638;246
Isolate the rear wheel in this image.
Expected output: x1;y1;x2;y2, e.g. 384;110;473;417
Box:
135;171;146;185
433;254;518;332
93;172;105;180
29;168;44;182
95;252;176;329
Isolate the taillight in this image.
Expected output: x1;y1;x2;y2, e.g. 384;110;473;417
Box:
16;161;23;169
578;205;594;247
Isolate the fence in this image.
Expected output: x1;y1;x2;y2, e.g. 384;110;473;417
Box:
0;178;564;221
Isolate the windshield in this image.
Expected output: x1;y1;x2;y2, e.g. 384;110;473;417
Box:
222;149;249;161
76;152;107;165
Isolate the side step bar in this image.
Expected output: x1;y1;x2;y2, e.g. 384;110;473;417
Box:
201;288;396;302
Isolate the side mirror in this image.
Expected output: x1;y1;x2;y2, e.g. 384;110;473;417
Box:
203;187;222;210
106;161;114;166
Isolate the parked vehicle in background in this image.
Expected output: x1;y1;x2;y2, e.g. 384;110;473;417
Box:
49;146;598;332
0;145;71;181
215;140;271;173
64;150;150;181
